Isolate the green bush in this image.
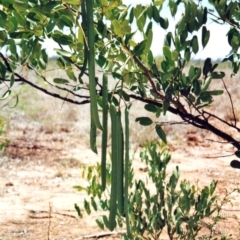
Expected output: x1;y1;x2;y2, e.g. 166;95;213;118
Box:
75;142;237;239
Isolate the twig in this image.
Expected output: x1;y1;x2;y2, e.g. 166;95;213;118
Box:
75;231;126;239
48;202;52;240
26;209;78;220
27;64;90;99
202;109;239;130
12;75;90;105
221;78;237;126
207;138;240;144
129;94;240;150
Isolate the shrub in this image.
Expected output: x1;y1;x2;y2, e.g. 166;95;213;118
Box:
75;142;237;239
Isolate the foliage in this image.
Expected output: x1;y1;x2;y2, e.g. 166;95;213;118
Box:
75;142;237;239
1;0;240;232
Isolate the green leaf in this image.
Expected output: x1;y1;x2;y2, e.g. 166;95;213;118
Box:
235;150;240;158
0;10;7;28
144;104;157;113
202;76;212;92
0;61;6;78
53;78;70;84
163;45;174;65
162;101;169;115
66;68;77;81
74;203;83;218
96;218;104;230
60;15;74;28
63;0;80;5
51;31;74;45
154;0;164;6
184;48;191;62
112;19;131;37
155;125;167;144
55;49;72;57
0;30;7;44
191;35;199;54
0;90;11;100
144;28;153;54
202;26;210;48
133;40;147;57
152;5;160;23
208;90;223;95
169;0;177;16
40;1;62;15
13;1;28;12
84;200;91;214
136;117;153;126
192;79;201;96
171;51;178;61
159;17;169;30
211;71;225;79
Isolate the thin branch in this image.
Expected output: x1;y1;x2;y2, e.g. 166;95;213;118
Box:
129;94;240;150
13;75;89;105
207;10;240;30
123;45;188;114
221;78;237;126
203;109;240;132
27;64;90;99
0;52;12;72
207;138;240;145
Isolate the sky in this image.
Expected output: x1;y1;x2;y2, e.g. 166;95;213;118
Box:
121;0;232;60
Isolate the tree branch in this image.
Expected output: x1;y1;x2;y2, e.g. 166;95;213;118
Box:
12;74;90;105
129;94;240;150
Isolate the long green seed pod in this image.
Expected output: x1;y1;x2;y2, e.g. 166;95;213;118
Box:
85;0;102;130
90;105;97;154
116;109;124;216
124;105;131;237
79;0;88;81
109;103;118;230
101;73;108;191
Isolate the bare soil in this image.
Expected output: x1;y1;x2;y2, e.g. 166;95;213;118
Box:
1;92;240;239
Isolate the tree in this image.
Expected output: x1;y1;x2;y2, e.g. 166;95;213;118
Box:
0;0;240;233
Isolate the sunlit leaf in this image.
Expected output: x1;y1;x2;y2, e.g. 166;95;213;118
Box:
55;49;72;57
63;0;80;5
154;0;164;6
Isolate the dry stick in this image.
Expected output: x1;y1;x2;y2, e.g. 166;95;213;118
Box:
206;138;240;145
75;231;126;240
26;209;78;220
47;203;52;240
202;109;240;132
221;77;237;126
